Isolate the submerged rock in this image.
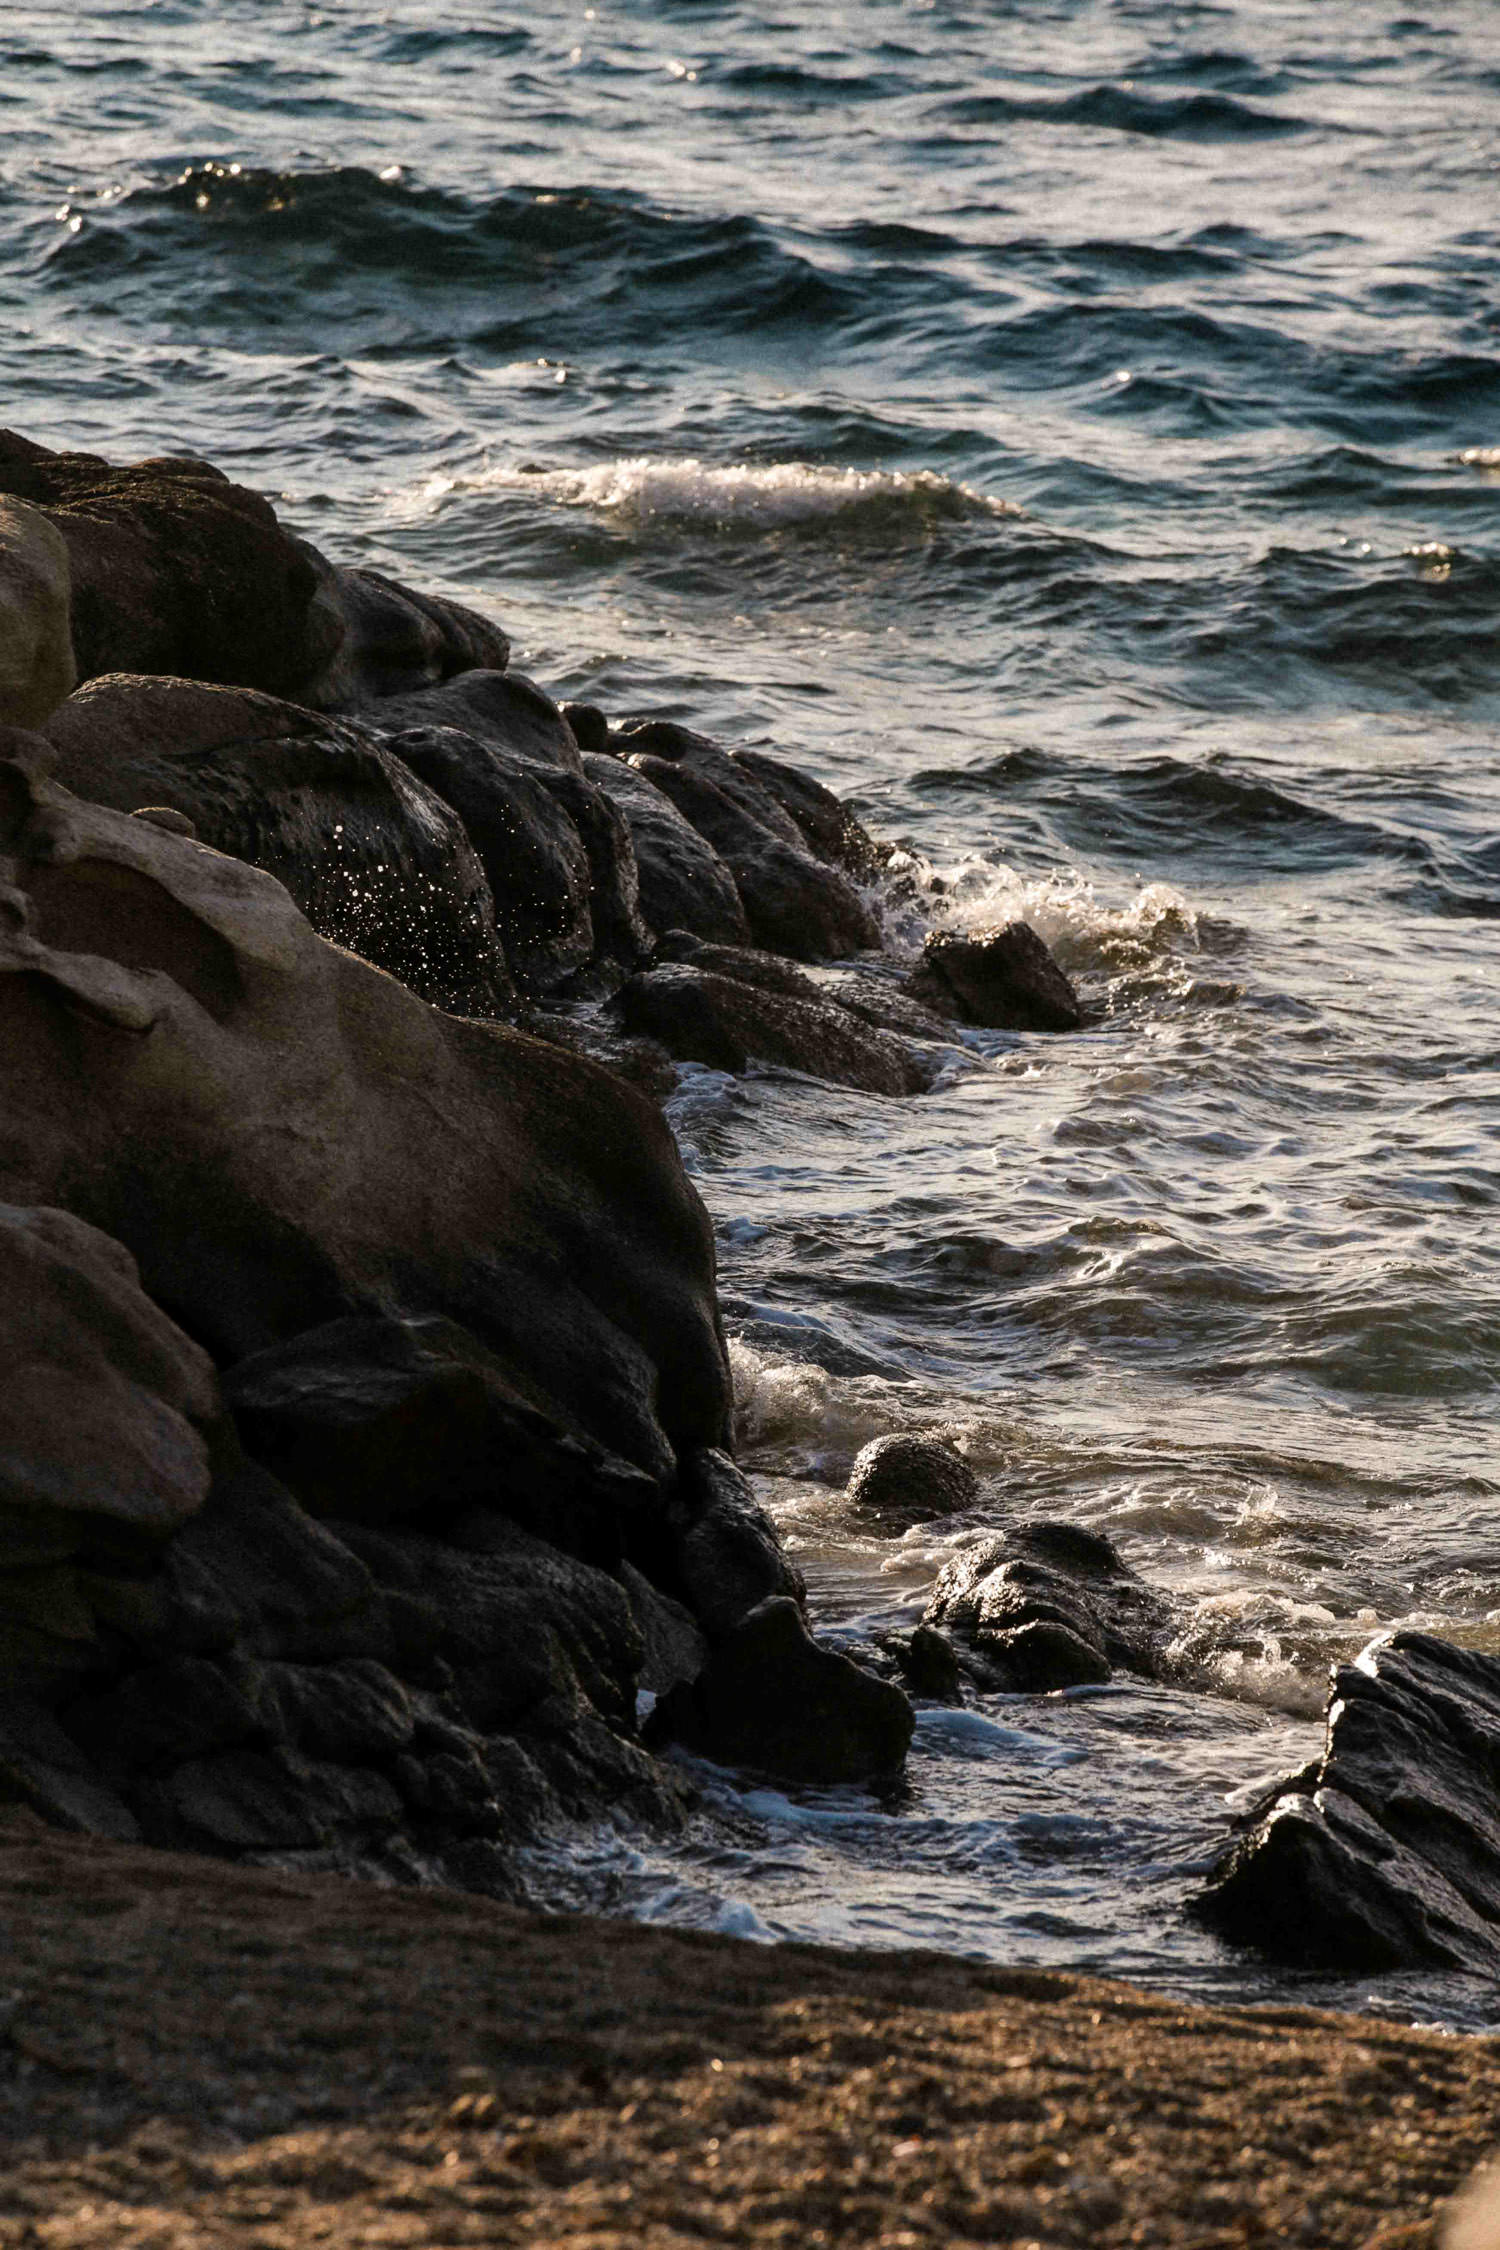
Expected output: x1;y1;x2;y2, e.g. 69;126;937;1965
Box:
924;1522;1172;1691
846;1433;979;1526
646;1595;914;1786
1195;1631;1500;1974
910;921;1085;1032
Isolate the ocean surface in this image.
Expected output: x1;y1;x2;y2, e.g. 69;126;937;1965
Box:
8;0;1500;2026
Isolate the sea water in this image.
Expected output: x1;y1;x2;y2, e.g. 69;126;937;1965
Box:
7;0;1499;2025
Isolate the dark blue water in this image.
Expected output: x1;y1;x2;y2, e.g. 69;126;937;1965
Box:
8;0;1500;2025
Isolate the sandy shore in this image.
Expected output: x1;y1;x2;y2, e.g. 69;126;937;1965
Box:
1;1817;1497;2248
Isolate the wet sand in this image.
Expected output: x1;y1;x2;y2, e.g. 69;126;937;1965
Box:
0;1815;1495;2248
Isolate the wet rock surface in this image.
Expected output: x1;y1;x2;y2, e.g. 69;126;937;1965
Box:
616;952;933;1095
0;496;75;728
910;919;1085;1031
43;674;513;1017
845;1433;980;1526
924;1522;1174;1691
1196;1631;1500;1974
647;1595;914;1785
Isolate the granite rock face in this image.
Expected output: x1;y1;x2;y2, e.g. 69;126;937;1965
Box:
924;1522;1173;1691
1195;1632;1500;1974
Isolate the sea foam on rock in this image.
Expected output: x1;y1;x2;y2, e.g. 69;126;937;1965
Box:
1195;1631;1500;1974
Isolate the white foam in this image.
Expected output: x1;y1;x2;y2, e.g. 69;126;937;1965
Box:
418;454;1021;532
877;851;1199;978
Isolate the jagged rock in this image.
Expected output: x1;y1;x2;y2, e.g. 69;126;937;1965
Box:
616;958;933;1095
620;1563;708;1698
668;1450;806;1644
1195;1632;1500;1974
43;675;513;1017
534;766;653;989
817;967;957;1045
846;1434;979;1526
0;498;75;727
909;922;1084;1032
617;721;880;960
223;1313;660;1567
144;1744;404;1854
0;1692;139;1839
0;750;729;1478
0;1202;218;1539
301;566;510;710
258;1658;417;1764
362;670;581;772
646;1596;914;1785
584;752;751;947
924;1522;1172;1691
730;748;880;877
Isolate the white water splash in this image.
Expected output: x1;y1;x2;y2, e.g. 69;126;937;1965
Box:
877;848;1200;978
418;454;1022;532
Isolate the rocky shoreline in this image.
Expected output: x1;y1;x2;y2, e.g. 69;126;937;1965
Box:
4;429;1500;2001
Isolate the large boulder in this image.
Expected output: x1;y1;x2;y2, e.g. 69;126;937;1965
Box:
0;431;508;710
646;1596;914;1786
361;670;580;771
0;744;730;1481
0;498;75;728
584;752;751;947
663;1449;806;1644
909;922;1085;1033
730;748;881;878
924;1522;1172;1691
1195;1632;1500;1974
42;674;513;1017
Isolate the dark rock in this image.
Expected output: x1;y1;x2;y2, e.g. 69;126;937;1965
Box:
627;750;879;961
223;1313;660;1567
730;748;881;877
669;1449;806;1644
259;1658;416;1764
909;922;1085;1033
0;432;337;699
620;1562;708;1698
888;1624;964;1704
561;701;611;757
43;674;513;1018
616;961;933;1095
817;967;957;1045
66;1654;266;1774
383;723;595;994
646;1596;914;1786
302;567;510;710
149;1745;403;1853
361;670;581;773
535;766;654;988
846;1434;979;1526
584;753;751;948
0;1691;139;1839
0;1201;218;1539
0;754;730;1478
1195;1632;1500;1974
924;1522;1172;1691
